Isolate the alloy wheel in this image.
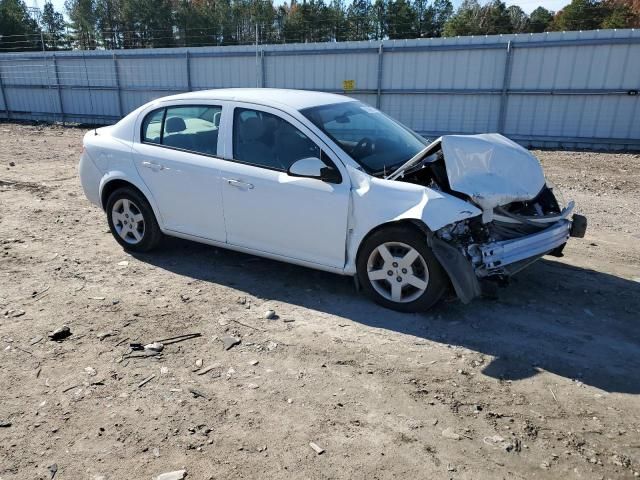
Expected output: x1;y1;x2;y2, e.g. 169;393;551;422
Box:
111;198;145;245
366;241;430;303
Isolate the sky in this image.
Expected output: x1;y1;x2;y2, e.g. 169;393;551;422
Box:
43;0;568;20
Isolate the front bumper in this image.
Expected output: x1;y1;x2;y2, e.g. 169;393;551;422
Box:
473;219;572;277
431;214;586;304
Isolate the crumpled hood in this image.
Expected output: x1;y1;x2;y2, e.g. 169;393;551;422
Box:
440;133;546;212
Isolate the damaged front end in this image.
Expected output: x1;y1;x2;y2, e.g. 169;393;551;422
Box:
392;133;587;303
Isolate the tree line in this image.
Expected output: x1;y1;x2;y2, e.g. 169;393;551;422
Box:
1;0;638;52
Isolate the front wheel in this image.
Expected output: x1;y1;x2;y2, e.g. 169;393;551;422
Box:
356;225;447;312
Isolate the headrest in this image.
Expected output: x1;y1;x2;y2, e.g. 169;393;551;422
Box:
240;117;265;141
165;116;186;134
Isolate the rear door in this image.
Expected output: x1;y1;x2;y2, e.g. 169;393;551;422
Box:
133;103;228;241
218;103;351;270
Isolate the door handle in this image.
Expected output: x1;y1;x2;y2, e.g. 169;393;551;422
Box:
141;161;164;171
224;178;254;190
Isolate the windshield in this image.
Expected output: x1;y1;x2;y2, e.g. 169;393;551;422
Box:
301;101;427;174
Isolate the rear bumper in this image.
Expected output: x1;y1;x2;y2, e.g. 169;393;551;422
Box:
474;219;572;277
79;151;102;208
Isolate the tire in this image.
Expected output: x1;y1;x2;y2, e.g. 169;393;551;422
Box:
356;225;447;312
106;187;162;252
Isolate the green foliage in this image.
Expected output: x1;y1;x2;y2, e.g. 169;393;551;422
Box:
415;0;453;37
0;0;42;51
507;5;529;32
346;0;374;40
600;0;638;28
386;0;417;38
2;0;638;52
443;0;513;36
528;6;553;32
65;0;96;48
481;0;513;34
42;1;69;49
442;0;482;36
551;0;605;30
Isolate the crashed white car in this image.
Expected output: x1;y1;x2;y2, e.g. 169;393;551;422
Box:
79;89;586;312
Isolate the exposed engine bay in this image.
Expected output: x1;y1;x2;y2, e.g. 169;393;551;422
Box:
387;134;587;301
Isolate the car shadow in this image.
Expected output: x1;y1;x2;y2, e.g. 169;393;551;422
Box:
132;237;640;394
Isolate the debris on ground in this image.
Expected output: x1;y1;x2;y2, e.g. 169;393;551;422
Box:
156;333;202;345
48;325;71;341
195;364;220;375
221;336;241;350
483;435;521;452
144;342;164;353
264;309;277;320
442;428;462;440
188;388;208;399
137;374;156;388
154;470;187;480
97;331;114;341
309;442;325;455
1;124;640;480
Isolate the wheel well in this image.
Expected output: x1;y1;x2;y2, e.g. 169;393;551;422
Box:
100;180;146;210
355;219;430;265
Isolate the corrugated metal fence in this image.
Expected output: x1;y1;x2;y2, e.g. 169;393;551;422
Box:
1;29;639;149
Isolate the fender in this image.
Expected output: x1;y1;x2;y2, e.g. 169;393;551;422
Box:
343;166;482;275
99;170;166;230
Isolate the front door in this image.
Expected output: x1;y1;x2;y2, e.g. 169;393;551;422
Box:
133;103;227;241
219;105;350;269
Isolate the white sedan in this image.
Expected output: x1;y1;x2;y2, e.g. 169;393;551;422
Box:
79;88;586;312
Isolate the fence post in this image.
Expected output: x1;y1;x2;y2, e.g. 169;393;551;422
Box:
498;41;513;134
52;53;65;125
0;62;9;120
260;48;265;88
186;51;192;91
376;43;384;109
113;53;124;119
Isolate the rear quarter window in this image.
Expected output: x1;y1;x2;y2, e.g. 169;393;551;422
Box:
142;109;165;144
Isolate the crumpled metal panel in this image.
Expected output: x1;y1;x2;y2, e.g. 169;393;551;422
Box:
441;133;545;212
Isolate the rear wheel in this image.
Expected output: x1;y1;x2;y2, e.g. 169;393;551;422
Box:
357;225;447;312
106;187;162;252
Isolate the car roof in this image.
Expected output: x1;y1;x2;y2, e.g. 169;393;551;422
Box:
162;88;353;111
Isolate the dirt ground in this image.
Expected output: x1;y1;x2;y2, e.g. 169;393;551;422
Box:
1;122;639;480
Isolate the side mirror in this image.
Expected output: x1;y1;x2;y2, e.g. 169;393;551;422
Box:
288;157;341;184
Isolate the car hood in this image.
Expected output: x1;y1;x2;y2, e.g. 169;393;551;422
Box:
440;133;546;212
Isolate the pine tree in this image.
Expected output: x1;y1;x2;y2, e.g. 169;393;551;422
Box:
0;0;42;51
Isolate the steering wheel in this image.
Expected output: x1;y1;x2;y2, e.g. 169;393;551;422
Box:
351;137;373;158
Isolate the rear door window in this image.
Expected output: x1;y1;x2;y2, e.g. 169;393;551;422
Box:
162;106;222;156
141;105;222;156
